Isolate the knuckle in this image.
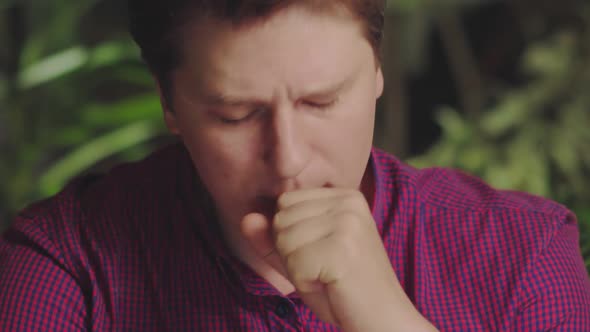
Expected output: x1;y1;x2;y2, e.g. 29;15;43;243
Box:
341;194;357;208
285;252;308;285
329;212;361;253
334;210;359;229
334;233;355;255
341;191;365;209
277;192;294;208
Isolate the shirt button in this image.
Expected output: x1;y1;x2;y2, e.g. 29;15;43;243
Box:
275;300;291;318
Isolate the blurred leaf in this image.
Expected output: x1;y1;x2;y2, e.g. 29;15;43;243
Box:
18;46;88;89
19;0;99;66
51;126;94;147
485;163;515;190
523;33;574;76
110;66;154;87
575;208;590;225
81;93;161;126
39;120;163;195
576;207;590;268
458;144;488;172
87;40;140;69
550;127;579;175
480;93;530;136
437;107;471;143
18;41;138;90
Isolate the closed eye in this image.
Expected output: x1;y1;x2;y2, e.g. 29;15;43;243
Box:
218;106;266;125
302;99;337;110
219;117;247;125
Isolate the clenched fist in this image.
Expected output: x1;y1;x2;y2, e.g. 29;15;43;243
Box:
241;188;437;332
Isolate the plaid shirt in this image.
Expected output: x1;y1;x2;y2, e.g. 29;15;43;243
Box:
1;143;589;331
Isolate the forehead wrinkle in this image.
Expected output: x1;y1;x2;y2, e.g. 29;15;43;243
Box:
179;4;373;106
191;48;366;108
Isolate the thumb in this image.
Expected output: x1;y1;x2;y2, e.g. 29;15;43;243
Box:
240;212;275;259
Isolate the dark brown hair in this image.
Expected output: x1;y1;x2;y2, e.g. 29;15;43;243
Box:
127;0;385;103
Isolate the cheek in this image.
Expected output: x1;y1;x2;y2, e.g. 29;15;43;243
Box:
346;84;377;142
311;87;376;182
185;126;261;184
318;91;376;150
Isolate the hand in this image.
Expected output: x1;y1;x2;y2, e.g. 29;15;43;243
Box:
242;188;436;332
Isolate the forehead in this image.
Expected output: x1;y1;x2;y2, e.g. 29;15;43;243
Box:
175;6;373;96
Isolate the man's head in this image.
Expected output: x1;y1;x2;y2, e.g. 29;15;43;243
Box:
127;0;386;228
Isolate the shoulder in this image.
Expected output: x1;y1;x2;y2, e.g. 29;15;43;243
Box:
18;142;185;216
373;147;576;285
372;147;570;224
373;148;588;329
78;142;187;219
375;149;575;267
0;143;189;331
6;143;188;263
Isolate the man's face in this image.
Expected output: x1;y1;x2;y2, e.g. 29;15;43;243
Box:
163;5;384;225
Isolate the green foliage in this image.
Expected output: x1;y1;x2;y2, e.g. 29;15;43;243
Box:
409;30;590;270
0;1;165;226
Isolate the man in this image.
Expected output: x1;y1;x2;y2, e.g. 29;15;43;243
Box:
1;0;588;331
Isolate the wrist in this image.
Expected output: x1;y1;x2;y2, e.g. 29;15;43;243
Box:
340;293;438;332
377;288;439;332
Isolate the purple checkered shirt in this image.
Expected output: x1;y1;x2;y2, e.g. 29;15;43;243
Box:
1;144;589;331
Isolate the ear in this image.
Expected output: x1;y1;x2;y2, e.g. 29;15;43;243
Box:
155;80;180;135
375;66;384;99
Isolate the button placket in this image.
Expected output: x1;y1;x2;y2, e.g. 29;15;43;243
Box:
265;297;304;332
275;300;291;318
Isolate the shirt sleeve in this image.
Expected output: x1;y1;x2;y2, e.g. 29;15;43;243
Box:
0;217;87;331
512;213;590;331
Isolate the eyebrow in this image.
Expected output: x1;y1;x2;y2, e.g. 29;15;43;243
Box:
200;93;264;108
298;64;362;100
200;72;357;108
298;80;350;101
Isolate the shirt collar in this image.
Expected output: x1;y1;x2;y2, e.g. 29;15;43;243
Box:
175;144;229;261
176;144;271;296
370;146;389;236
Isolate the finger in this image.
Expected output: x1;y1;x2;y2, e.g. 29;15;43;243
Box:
274;214;334;257
284;234;344;291
278;188;352;209
285;236;339;325
273;196;338;231
240;212;274;258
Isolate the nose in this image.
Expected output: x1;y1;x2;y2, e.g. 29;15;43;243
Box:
264;105;310;180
